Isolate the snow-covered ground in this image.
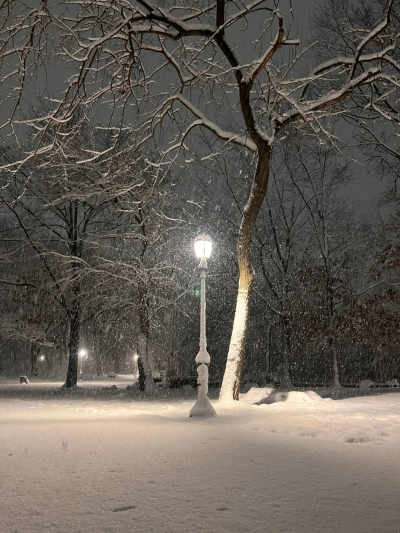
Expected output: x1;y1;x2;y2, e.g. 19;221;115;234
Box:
1;384;399;533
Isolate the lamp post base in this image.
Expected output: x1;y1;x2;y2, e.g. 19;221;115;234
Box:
189;395;216;417
189;363;216;417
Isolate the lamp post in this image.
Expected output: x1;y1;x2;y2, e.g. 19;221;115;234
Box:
190;234;216;417
79;349;87;381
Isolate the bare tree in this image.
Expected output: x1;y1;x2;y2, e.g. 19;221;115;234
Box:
313;0;400;208
0;0;398;400
0;119;170;387
252;165;308;389
279;139;368;387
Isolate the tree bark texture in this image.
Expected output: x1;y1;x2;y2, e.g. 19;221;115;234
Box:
220;147;271;401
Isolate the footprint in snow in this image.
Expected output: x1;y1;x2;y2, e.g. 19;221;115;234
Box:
345;436;372;444
112;505;137;513
299;431;319;438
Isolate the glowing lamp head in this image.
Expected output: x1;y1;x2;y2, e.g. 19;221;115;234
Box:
194;234;212;259
39;355;45;362
79;349;87;358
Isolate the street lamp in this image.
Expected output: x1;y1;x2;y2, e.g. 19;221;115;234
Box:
79;349;87;381
190;234;216;417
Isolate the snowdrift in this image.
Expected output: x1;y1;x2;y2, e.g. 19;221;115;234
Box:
240;387;330;406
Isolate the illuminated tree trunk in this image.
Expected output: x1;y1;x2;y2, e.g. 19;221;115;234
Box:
220;147;271;402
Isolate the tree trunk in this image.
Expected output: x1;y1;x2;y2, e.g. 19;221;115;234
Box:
331;347;342;389
138;357;145;391
220;147;271;402
64;201;81;389
64;303;80;388
30;342;39;376
95;353;103;376
137;287;155;394
137;331;155;394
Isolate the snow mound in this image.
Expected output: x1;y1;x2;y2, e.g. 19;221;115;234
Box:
239;387;275;404
189;396;217;417
304;390;327;401
256;390;325;406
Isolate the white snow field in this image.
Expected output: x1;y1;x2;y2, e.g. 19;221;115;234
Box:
1;384;400;533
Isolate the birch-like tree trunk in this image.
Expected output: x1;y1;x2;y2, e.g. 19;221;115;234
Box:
220;147;271;401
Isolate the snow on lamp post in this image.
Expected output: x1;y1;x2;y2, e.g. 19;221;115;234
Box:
79;349;87;381
190;234;216;417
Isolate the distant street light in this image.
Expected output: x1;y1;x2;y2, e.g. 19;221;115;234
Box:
190;234;216;417
79;349;87;381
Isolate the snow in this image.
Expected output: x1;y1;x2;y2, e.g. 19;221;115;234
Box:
1;384;400;533
239;386;275;404
253;390;331;405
